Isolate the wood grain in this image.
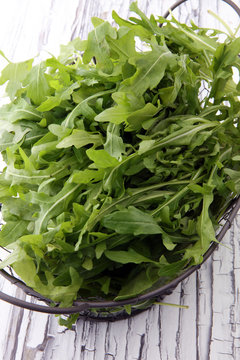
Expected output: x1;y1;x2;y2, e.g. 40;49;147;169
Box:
0;1;239;359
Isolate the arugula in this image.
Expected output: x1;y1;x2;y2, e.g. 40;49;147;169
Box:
0;2;239;326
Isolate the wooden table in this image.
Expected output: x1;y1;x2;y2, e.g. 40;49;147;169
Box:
0;1;239;359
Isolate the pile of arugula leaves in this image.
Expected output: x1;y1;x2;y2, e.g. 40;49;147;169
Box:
0;2;239;316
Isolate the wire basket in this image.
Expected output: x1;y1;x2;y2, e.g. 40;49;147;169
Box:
0;0;240;322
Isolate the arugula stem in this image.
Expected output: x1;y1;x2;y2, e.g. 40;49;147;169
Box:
151;168;203;217
154;301;189;309
207;10;234;37
207;147;232;186
88;179;192;231
63;88;115;128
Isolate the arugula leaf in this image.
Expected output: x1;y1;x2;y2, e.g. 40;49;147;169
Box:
70;169;104;184
23;63;51;105
102;206;163;235
104;123;125;159
62;88;114;128
83;20;117;73
0;58;33;99
36;82;79;111
107;28;136;61
57;129;103;149
86;148;119;168
95;91;144;124
32;183;81;234
127;102;161;131
114;270;159;301
105;248;156;264
0;98;42;122
184;184;216;263
120;42;177;96
0;221;29;247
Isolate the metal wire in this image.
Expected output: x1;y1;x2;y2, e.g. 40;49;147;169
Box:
163;0;240;19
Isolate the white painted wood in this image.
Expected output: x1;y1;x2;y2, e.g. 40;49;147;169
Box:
0;1;239;359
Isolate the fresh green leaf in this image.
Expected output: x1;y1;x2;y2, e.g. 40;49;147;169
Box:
57;129;103;149
83;20;117;73
0;98;42;122
102;206;163;235
0;220;29;247
105;248;155;264
0;58;33;99
23;63;51;105
86;148;119;168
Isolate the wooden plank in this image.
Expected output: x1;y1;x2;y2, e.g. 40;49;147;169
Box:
209;216;240;360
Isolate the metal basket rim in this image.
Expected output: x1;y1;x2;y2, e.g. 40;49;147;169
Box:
162;0;240;18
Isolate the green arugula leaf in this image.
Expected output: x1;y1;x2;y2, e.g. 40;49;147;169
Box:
70;169;104;184
0;220;29;247
86;148;119;168
104;123;125;159
57;129;103;149
102;206;163;235
83;20;117;73
184;184;216;263
62;88;114;128
127;102;161;131
95;91;144;124
0;58;33;99
105;248;156;264
120;43;177;96
107;27;136;61
114;270;158;301
27;183;81;234
36;82;79;111
0;98;42;122
23;63;51;105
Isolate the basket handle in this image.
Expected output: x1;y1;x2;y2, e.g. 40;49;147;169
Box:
163;0;240;19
